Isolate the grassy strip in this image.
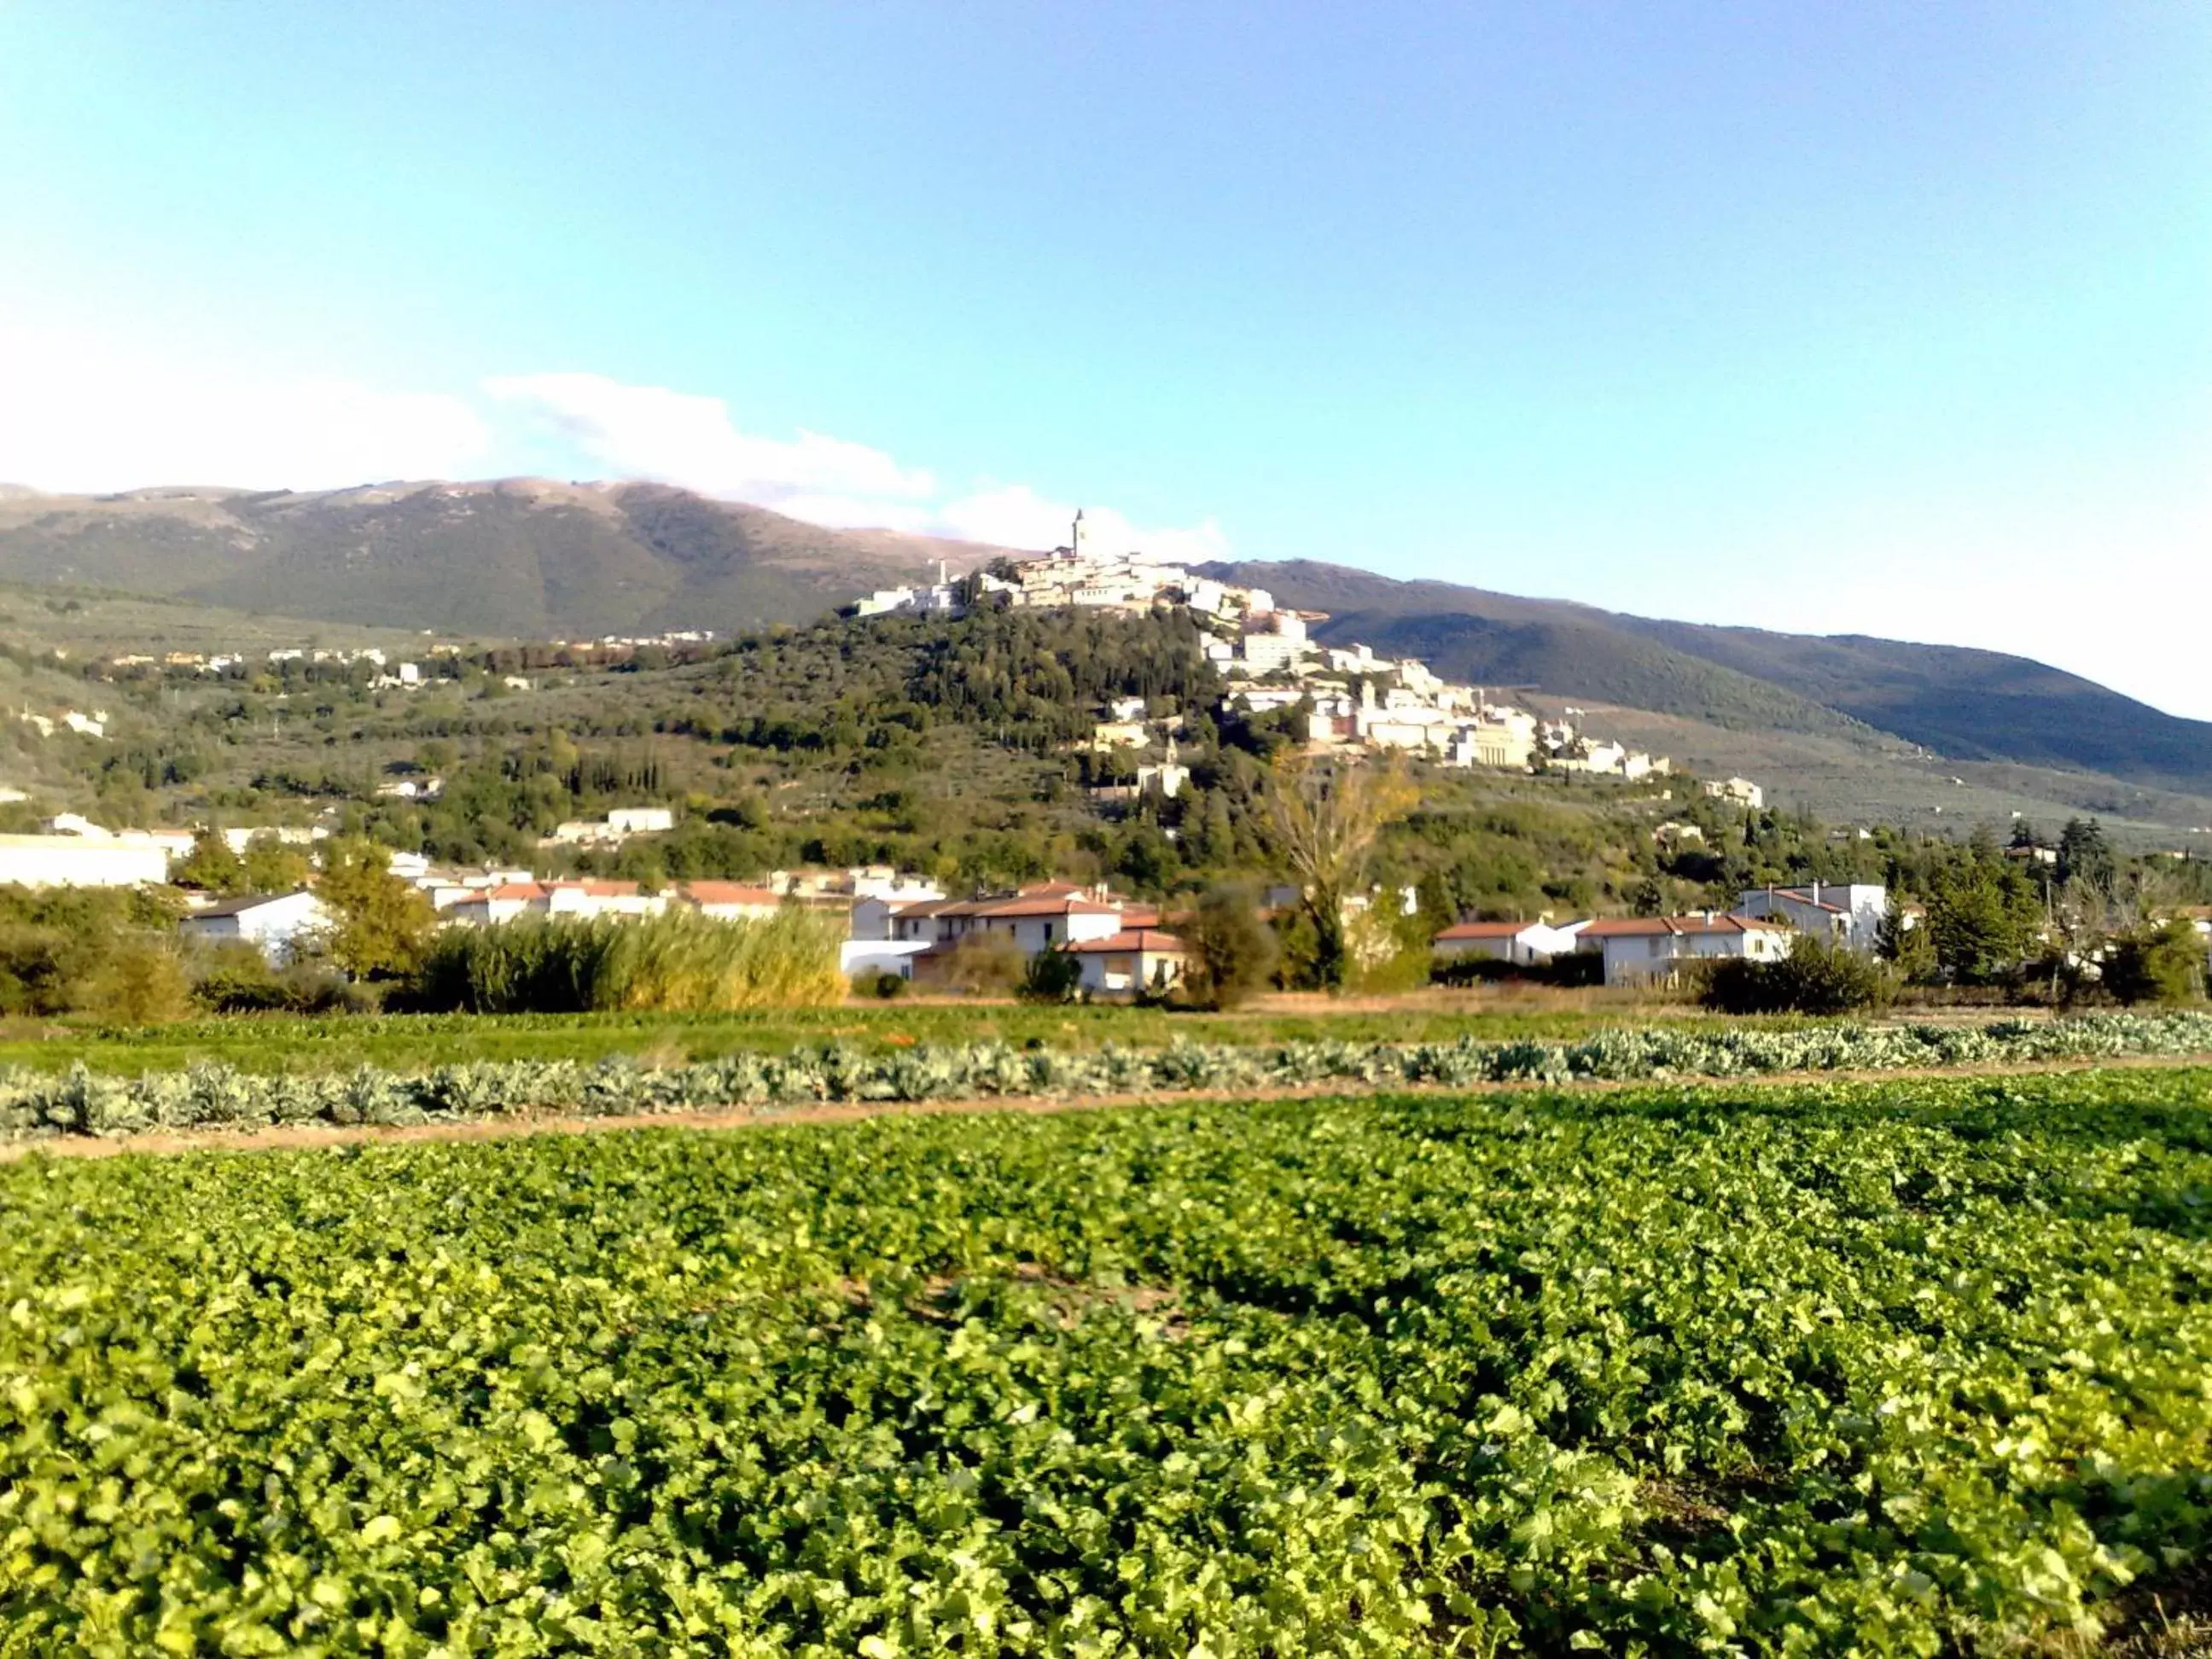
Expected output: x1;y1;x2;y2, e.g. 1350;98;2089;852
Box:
0;1002;1716;1074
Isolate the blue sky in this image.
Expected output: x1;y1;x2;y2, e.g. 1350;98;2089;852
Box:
3;3;2207;714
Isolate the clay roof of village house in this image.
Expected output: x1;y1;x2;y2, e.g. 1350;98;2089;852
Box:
1064;928;1188;954
973;894;1123;919
1763;887;1847;912
678;882;781;905
1580;915;1785;937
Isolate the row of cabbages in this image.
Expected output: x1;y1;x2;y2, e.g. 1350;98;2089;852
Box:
4;1012;2210;1141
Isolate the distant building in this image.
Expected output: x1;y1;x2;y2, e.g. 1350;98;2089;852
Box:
1735;883;1889;953
675;882;783;922
0;834;170;889
179;891;330;964
1432;919;1587;966
1578;914;1791;985
1704;777;1765;810
606;806;674;835
886;883;1132;958
1062;928;1189;998
220;825;324;856
544;807;673;847
543;880;665;920
840;939;932;981
445;882;550;926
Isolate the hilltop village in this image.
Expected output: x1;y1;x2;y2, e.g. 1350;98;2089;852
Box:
852;511;1676;783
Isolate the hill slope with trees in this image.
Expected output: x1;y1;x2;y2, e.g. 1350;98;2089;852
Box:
0;482;2204;797
1206;559;2212;795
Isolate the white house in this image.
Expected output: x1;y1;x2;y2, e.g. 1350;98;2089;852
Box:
840;939;933;982
179;891;331;964
220;825;323;856
606;806;675;836
1578;915;1792;985
0;833;170;888
543;880;667;920
886;883;1133;958
445;882;550;926
1062;928;1189;998
1432;919;1587;966
1735;884;1890;953
675;882;783;921
1704;777;1766;810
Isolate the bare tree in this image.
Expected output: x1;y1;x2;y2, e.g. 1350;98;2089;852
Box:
1260;751;1417;988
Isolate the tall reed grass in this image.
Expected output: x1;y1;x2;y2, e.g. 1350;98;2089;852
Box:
410;909;847;1013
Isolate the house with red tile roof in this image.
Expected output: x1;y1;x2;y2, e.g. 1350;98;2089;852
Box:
1432;918;1588;966
675;882;783;921
885;882;1134;958
1062;928;1189;998
1580;914;1790;985
1734;882;1890;953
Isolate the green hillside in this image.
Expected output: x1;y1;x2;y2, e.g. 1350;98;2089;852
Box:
3;484;2206;803
1208;558;2212;795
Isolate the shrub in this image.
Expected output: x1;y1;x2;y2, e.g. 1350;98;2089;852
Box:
1185;883;1278;1010
189;941;352;1015
861;969;910;1000
1020;948;1086;1004
72;937;195;1025
1431;954;1519;987
2103;921;2204;1006
409;909;847;1014
1432;950;1604;989
1704;935;1895;1016
934;934;1025;998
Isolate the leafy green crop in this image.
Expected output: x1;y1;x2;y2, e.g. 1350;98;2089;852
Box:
2;1012;2210;1143
1;1067;2208;1652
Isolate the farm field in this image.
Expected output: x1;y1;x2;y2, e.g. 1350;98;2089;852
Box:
2;1068;2208;1652
0;1002;1729;1077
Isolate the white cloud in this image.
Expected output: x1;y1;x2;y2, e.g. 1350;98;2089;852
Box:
0;343;1230;562
486;371;1229;559
0;329;490;492
486;372;938;524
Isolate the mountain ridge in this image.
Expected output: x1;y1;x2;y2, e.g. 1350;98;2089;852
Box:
1;480;2205;806
0;478;1019;640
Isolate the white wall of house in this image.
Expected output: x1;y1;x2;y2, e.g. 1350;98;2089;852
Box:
1072;946;1185;997
180;892;330;964
0;835;170;888
1596;923;1789;985
1736;885;1889;952
841;940;932;981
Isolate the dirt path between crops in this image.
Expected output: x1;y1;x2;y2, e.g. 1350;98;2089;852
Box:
3;1051;2208;1164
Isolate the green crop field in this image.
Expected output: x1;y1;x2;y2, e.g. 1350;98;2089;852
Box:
0;1004;1709;1078
3;1068;2209;1653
